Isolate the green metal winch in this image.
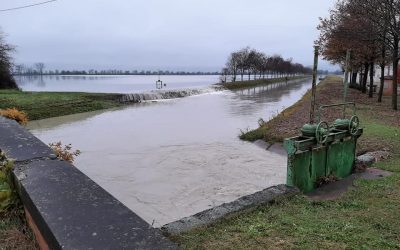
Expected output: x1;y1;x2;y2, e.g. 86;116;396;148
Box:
283;102;363;193
300;124;318;137
283;48;362;193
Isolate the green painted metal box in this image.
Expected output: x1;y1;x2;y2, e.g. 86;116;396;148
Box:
284;128;362;193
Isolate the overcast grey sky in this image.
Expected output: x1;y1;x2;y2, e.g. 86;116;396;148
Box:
0;0;336;71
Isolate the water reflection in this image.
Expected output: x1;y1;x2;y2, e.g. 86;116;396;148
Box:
15;75;220;93
226;78;310;118
233;79;305;101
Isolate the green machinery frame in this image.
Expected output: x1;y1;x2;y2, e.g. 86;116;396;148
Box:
283;102;363;193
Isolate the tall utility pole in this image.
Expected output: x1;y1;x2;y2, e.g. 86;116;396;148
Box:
310;46;319;124
343;50;351;117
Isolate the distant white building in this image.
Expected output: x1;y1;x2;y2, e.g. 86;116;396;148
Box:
358;65;399;96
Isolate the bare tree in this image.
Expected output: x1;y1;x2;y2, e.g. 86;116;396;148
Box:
356;0;400;109
14;64;25;75
35;62;45;75
221;47;310;83
225;52;240;82
338;0;400;109
0;30;17;89
259;53;269;79
220;67;229;83
236;47;250;81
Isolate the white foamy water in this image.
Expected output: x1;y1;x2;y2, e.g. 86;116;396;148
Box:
27;78;312;226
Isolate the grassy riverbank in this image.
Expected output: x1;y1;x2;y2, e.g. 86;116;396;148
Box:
1;152;37;249
239;76;332;142
0;90;123;120
220;76;310;90
0;77;309;121
171;76;400;249
0;209;37;249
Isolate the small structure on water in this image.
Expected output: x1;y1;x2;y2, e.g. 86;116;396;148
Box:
156;74;166;89
156;79;163;90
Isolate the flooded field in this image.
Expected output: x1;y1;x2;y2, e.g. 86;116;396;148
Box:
15;75;220;93
28;78;312;226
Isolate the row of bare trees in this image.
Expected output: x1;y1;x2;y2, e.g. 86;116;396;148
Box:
0;31;17;89
14;63;45;75
317;0;400;110
13;65;219;76
220;47;312;83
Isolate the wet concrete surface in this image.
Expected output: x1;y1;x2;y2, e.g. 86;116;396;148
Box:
15;159;178;249
307;168;393;201
0;117;56;161
162;184;298;235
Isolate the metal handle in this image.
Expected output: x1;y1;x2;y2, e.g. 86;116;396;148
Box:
317;102;356;123
316;121;329;144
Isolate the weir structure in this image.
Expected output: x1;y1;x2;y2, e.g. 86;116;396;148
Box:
283;49;363;193
283;103;363;192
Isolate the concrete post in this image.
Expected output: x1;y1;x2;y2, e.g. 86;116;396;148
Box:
310;46;319;124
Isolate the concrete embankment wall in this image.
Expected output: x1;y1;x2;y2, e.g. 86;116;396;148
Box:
0;117;178;249
162;185;298;236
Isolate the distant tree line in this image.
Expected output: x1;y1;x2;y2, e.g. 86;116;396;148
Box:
0;31;17;89
220;47;312;83
317;0;400;110
12;64;220;76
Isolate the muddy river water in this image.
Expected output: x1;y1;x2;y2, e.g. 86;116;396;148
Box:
27;78;312;227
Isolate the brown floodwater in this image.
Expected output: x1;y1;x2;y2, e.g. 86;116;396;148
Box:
27;78;312;227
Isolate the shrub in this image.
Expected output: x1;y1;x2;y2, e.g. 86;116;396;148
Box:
0;108;28;125
0;151;16;212
49;142;81;163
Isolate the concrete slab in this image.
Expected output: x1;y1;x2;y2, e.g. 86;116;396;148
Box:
307;168;393;201
14;159;178;249
0;117;55;162
306;175;356;201
357;167;393;180
162;185;298;236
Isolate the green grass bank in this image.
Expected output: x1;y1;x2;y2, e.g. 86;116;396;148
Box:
220;76;310;90
0;90;124;121
170;76;400;249
0;77;309;121
0;209;37;249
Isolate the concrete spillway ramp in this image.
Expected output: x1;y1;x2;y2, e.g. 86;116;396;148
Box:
118;87;218;103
